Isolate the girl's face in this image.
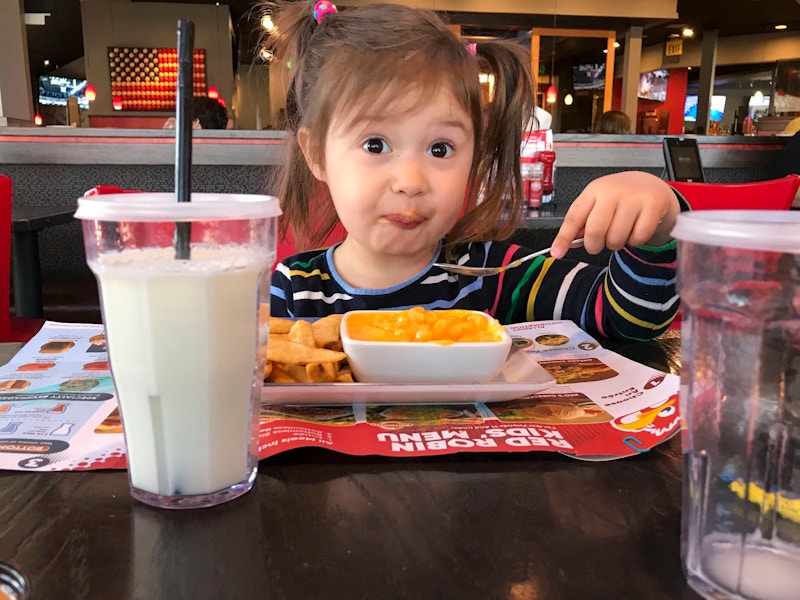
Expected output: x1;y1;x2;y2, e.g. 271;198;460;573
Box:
313;86;474;262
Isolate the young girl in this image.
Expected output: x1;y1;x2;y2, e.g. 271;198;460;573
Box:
268;1;684;340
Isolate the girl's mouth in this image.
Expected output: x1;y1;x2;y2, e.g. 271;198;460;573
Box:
381;212;424;230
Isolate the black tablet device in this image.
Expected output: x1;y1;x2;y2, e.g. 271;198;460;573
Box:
663;137;705;182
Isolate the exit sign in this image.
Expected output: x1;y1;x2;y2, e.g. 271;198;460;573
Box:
665;38;683;57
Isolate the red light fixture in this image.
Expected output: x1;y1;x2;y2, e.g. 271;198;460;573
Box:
112;96;123;111
84;83;97;102
545;84;557;104
217;97;226;108
34;113;43;126
207;86;219;99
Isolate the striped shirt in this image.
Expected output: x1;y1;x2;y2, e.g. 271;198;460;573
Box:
270;239;679;341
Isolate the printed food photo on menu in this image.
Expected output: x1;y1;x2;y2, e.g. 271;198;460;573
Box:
534;334;571;347
365;405;484;428
261;405;357;425
538;357;619;385
82;361;110;371
94;407;123;434
0;379;31;391
59;378;102;392
17;362;57;372
87;333;107;352
488;392;613;425
39;341;76;354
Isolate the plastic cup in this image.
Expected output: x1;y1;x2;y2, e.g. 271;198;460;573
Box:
672;210;800;600
76;193;280;509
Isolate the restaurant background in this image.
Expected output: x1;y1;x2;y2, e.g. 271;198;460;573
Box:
9;0;800;134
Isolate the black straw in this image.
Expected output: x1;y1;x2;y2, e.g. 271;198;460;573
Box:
174;19;194;260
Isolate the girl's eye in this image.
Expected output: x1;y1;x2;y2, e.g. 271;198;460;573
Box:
363;137;389;154
429;142;454;158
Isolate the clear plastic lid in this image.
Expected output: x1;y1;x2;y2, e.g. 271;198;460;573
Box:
671;210;800;253
75;193;281;222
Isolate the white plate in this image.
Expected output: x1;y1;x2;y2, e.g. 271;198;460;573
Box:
261;345;556;405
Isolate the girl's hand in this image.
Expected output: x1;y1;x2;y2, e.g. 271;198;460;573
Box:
550;171;681;258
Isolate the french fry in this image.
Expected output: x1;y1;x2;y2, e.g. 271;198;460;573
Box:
267;337;346;366
288;319;316;348
282;363;311;383
268;316;295;335
266;364;297;383
306;362;337;383
336;369;354;383
260;313;352;384
311;314;344;349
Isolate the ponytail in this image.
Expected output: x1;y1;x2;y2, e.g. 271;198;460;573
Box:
447;40;536;250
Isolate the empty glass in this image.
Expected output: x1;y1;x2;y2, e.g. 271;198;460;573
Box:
673;210;800;600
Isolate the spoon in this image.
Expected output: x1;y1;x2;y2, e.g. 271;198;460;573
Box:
434;238;584;277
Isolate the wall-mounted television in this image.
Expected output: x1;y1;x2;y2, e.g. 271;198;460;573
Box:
638;69;669;102
683;95;726;122
572;63;605;90
38;76;89;110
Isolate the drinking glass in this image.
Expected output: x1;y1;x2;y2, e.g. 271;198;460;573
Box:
76;193;279;509
673;210;800;600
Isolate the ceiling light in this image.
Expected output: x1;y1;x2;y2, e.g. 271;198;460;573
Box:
207;86;220;99
753;90;764;103
545;85;557;104
34;114;43;126
775;24;788;30
84;84;97;102
669;33;681;38
262;15;275;31
682;27;695;37
613;41;620;48
260;48;273;62
43;59;49;66
603;49;608;54
564;93;574;106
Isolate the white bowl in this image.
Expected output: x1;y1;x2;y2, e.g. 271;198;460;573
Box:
340;309;512;384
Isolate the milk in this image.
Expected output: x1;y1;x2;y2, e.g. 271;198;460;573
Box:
699;536;800;600
91;245;269;497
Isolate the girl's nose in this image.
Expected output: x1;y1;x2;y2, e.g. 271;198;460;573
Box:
390;155;428;197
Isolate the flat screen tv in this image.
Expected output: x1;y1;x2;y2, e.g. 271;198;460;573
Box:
683;95;726;122
637;69;669;102
572;63;605;90
38;76;89;110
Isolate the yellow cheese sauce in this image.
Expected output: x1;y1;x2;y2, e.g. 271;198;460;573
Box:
345;307;505;344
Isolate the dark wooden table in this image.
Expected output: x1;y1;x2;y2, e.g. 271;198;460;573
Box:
11;206;76;318
0;331;700;600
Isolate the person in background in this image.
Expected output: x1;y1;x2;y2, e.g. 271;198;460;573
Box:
163;96;231;130
268;0;685;341
593;110;632;135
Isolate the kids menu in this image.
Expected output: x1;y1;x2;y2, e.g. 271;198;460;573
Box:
0;320;680;471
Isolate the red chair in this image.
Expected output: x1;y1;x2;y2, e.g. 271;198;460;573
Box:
0;175;46;342
666;174;799;331
668;174;800;211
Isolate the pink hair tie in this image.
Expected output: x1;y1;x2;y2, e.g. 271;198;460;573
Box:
467;43;477;57
313;0;337;24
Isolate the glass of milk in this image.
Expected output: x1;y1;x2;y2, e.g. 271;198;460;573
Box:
672;211;800;600
76;193;280;509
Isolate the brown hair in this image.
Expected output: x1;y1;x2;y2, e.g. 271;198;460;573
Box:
593;110;632;134
265;1;536;253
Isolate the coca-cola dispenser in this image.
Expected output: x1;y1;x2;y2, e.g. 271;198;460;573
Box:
537;150;556;204
521;129;555;211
